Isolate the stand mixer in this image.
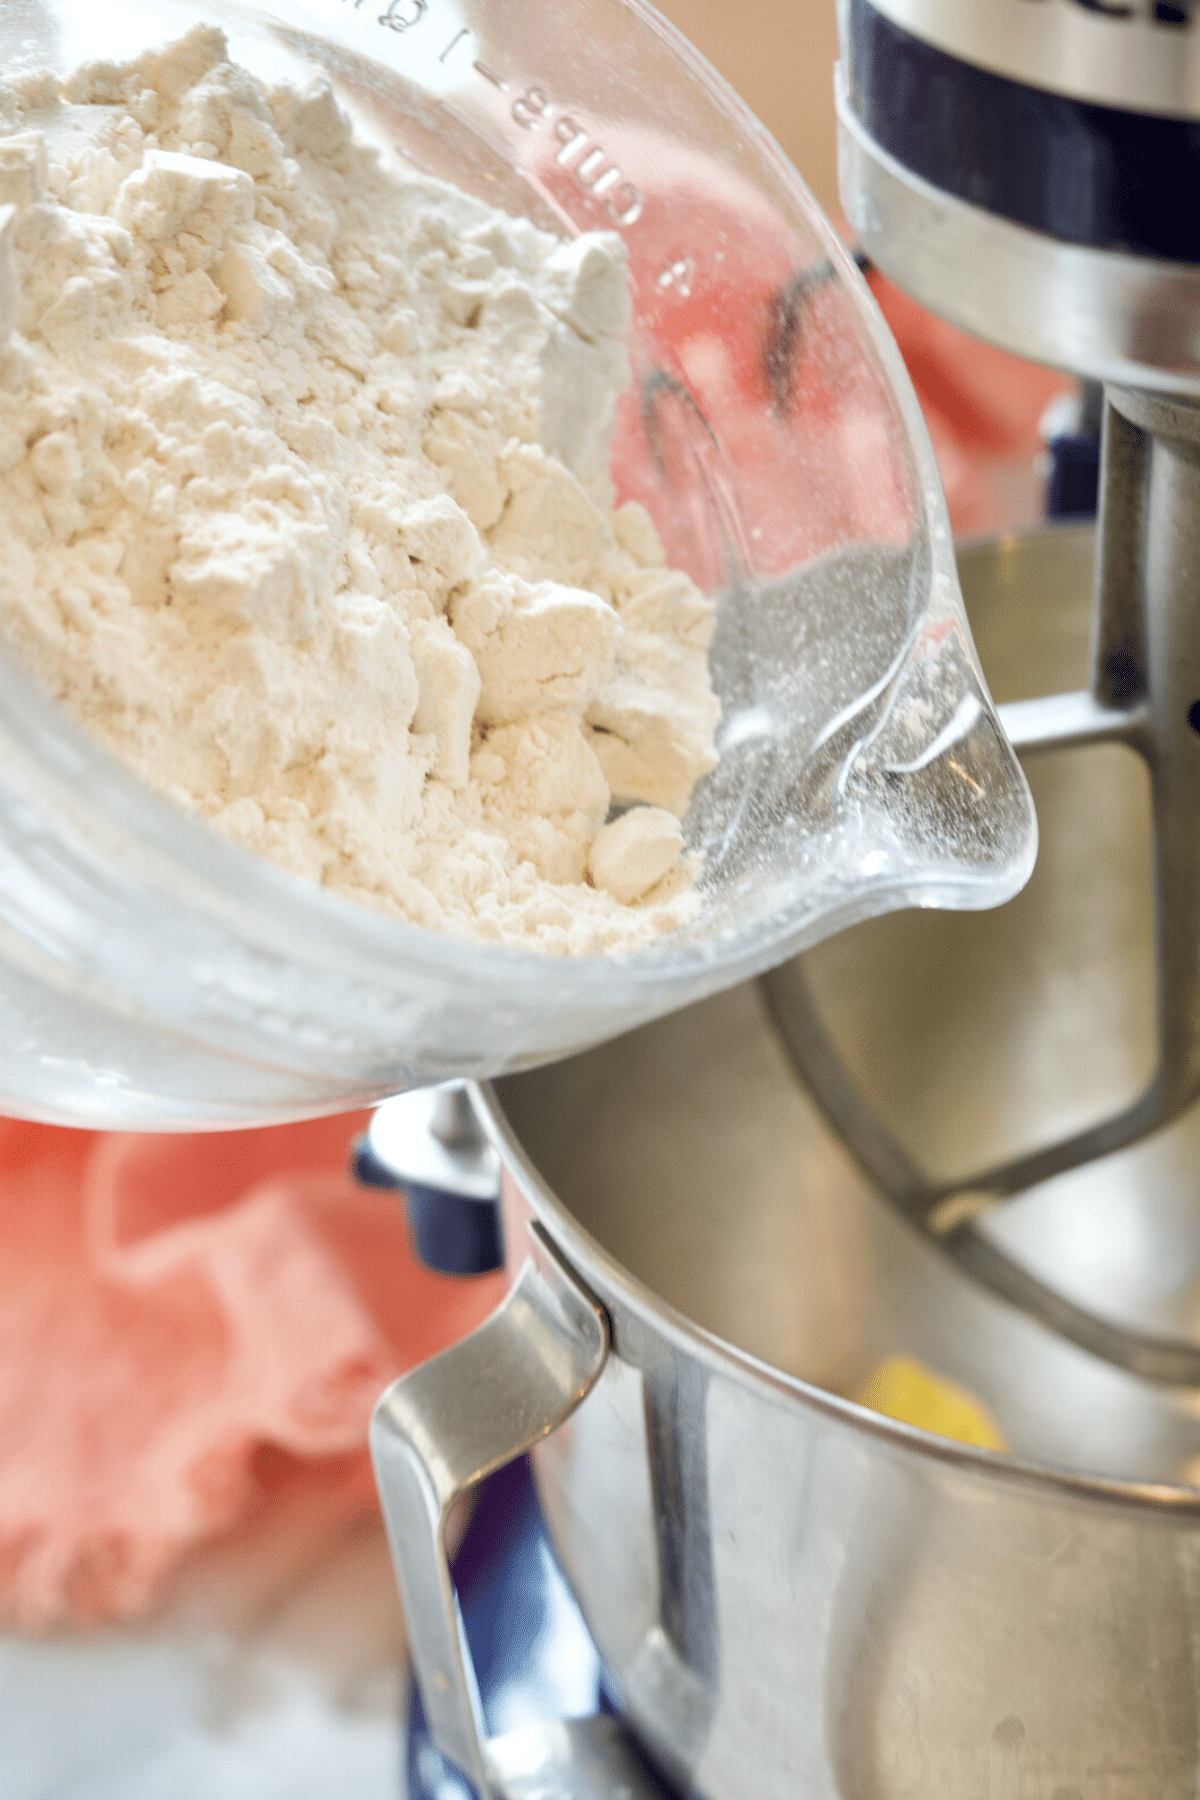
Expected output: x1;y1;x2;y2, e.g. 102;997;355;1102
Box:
369;4;1200;1797
4;0;1198;1794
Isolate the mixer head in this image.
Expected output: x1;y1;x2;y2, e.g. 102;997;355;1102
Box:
765;0;1200;1383
837;0;1200;397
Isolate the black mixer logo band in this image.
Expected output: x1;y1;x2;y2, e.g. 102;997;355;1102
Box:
1020;0;1194;21
863;0;1200;113
876;0;1196;28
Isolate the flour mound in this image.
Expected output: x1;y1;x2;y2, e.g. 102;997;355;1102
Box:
0;30;719;954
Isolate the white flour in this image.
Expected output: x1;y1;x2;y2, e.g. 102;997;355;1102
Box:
0;29;719;954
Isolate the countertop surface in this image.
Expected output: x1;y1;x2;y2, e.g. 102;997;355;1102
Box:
0;1513;409;1800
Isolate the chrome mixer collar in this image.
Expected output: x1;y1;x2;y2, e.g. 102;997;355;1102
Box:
768;0;1200;1382
837;0;1200;395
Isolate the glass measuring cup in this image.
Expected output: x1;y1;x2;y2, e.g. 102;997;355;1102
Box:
0;0;1035;1126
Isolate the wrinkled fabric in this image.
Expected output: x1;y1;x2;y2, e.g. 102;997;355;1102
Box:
0;1115;507;1626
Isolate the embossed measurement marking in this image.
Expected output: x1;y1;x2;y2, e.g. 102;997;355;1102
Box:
538;105;643;224
377;0;426;31
340;1;646;229
438;28;507;88
657;256;696;296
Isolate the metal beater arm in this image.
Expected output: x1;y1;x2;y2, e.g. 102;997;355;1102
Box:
952;388;1200;1193
764;388;1200;1383
987;388;1200;1165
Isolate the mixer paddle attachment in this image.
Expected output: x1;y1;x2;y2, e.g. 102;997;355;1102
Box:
764;387;1200;1387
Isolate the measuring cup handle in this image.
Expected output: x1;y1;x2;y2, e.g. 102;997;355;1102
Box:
370;1219;609;1793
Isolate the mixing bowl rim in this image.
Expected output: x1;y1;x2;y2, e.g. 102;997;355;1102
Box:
477;1074;1200;1517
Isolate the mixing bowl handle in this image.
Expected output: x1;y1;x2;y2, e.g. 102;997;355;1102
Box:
371;1219;668;1798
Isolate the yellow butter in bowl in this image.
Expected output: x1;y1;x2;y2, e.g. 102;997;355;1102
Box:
856;1356;1008;1452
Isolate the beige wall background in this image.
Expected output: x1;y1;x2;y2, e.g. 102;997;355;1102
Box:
651;0;842;218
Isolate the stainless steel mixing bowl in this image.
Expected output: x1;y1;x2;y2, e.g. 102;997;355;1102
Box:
374;526;1200;1800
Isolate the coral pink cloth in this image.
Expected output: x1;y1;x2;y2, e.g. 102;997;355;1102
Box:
0;1115;507;1626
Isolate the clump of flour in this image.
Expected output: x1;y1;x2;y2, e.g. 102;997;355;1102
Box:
0;29;719;954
